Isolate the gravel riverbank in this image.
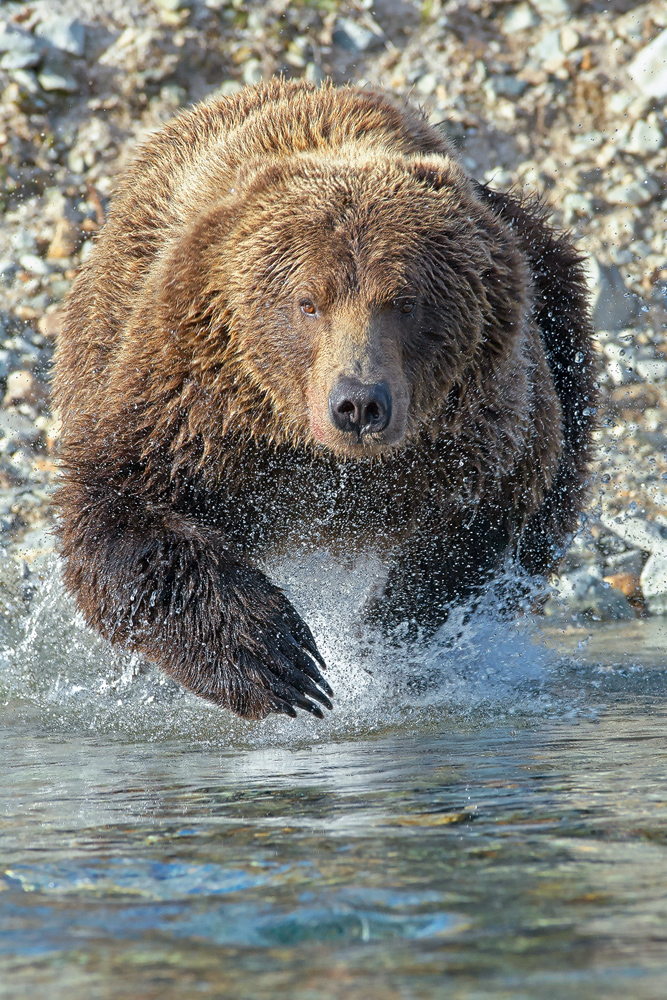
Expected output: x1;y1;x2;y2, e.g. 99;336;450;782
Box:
1;0;666;622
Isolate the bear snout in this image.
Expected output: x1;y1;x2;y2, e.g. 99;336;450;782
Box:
328;377;392;438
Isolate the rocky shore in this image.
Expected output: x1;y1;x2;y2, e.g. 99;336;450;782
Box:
1;0;666;622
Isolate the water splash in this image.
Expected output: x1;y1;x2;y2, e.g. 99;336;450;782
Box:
0;551;569;744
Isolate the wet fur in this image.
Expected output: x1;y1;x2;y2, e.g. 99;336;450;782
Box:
53;80;597;720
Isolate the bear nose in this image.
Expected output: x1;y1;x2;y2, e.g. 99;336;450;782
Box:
328;377;392;436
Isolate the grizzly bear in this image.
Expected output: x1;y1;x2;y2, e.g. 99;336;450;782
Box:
53;79;596;721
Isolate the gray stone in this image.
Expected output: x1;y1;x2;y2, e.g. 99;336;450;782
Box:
607;180;657;206
626;118;665;155
601;512;667;554
501;4;540;34
37;68;78;93
416;72;438;96
485;75;528;99
531;0;570;20
556;567;635;620
10;230;37;254
640;553;667;614
18;253;50;277
304;63;326;85
0;260;17;284
35;16;85;57
636;359;667;382
11;68;39;94
242;59;263;86
332;18;381;54
629;27;667;100
584;258;639;331
530;28;563;64
560;26;579;54
155;0;192;9
0;25;44;69
0;410;41;446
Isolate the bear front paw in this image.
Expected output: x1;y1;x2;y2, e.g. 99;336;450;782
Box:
220;575;333;720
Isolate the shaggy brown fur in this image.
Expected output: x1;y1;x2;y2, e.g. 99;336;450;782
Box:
53;79;596;720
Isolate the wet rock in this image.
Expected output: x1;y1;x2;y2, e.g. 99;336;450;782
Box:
3;371;48;409
485;76;528;100
0;25;45;71
155;0;192;10
34;16;85;58
304;63;326;85
601;511;667;554
530;29;564;66
531;0;570;21
242;59;263;86
18;253;50;277
332;18;381;54
640;554;667;615
602;571;642;603
501;4;540;35
628;27;667;100
606;179;657;206
11;525;56;564
556;567;636;620
416;72;438;96
10;230;37;255
47;218;80;259
584;258;639;331
38;67;78;93
37;310;65;340
0;409;41;446
627;118;665;155
560;26;580;54
635;359;667;382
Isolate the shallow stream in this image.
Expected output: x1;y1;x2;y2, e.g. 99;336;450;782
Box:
2;557;667;999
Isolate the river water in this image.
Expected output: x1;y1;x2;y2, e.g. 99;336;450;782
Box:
2;556;667;999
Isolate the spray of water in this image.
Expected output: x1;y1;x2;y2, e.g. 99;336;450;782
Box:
0;551;569;745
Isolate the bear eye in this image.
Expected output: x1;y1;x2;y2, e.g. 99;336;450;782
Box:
396;297;416;315
299;298;318;316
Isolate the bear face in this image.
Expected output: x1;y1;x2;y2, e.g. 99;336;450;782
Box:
176;150;529;461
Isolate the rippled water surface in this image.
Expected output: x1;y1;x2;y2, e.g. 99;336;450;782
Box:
2;559;667;999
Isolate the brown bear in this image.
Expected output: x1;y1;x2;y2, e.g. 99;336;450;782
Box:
53;79;596;721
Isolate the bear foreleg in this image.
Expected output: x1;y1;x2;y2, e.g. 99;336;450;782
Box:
58;488;332;719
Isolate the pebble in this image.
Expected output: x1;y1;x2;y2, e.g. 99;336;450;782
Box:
635;359;667;382
606;180;656;206
34;16;85;58
501;4;540;34
3;371;47;409
485;76;528;100
155;0;192;10
531;0;571;20
530;29;564;65
0;409;41;446
416;72;438;96
626;119;665;155
555;567;635;620
47;218;80;259
628;27;667;100
242;59;263;86
584;258;638;331
18;253;50;277
560;27;580;54
332;18;380;54
0;25;44;70
38;68;78;93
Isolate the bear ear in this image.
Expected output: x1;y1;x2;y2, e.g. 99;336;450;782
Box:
406;155;468;192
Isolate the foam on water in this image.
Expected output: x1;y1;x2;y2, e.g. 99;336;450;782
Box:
0;551;575;744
